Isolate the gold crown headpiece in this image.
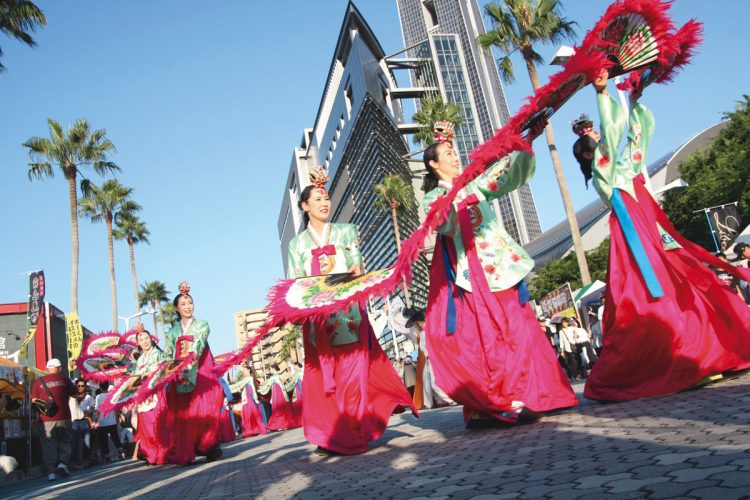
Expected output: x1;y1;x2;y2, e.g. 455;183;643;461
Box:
309;166;329;190
571;114;594;136
432;120;455;143
178;281;191;296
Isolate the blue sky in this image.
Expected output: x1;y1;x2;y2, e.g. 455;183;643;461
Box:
1;1;748;355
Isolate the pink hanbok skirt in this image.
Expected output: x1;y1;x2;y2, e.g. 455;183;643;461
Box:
585;175;750;401
425;235;578;422
301;308;415;455
165;347;224;464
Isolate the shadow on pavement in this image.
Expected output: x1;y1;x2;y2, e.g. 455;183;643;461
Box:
6;375;750;499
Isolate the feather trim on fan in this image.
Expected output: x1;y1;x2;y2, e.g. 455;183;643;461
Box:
81;332;123;356
590;0;675;78
96;352;197;414
78;329;141;383
617;19;703;93
77;349;133;383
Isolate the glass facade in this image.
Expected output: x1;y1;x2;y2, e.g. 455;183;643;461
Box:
431;34;481;165
396;0;543;243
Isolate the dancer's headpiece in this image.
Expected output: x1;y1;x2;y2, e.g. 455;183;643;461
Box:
432;120;455;144
134;322;155;340
571;114;594;137
309;165;329;191
178;281;191;296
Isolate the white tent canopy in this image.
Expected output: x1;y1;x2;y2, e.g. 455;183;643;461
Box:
573;280;606;307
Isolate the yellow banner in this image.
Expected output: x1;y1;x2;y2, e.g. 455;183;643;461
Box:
66;312;84;370
19;328;36;358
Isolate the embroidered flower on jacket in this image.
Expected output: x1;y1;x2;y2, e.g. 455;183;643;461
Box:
511;253;522;262
631;124;641;143
486;181;498;191
484;264;496;275
631;150;642;162
597;155;610;168
479;240;489;250
347;321;358;331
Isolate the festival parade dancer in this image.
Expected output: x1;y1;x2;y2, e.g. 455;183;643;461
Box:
230;361;268;438
164;282;224;463
218;378;239;442
130;325;170;465
284;364;304;428
286;166;415;454
260;369;298;431
422;122;578;426
573;69;750;401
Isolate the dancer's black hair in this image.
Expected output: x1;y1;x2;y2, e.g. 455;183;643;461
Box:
421;142;443;192
572;135;598;189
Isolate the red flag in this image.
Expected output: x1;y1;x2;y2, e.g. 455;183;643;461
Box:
33;313;47;371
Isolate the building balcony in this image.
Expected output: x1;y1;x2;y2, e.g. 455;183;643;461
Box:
389;86;438;99
397;123;422;134
385;57;432;69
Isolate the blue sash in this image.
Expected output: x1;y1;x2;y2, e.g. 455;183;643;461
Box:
611;189;664;299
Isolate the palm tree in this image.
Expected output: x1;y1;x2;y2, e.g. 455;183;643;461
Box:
24;118;119;313
113;212;150;313
79;179;140;330
374;174;416;308
158;302;177;333
477;0;591;285
278;325;302;365
0;0;47;73
139;281;169;341
412;95;463;146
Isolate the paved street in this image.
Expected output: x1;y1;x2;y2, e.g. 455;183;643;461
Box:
6;372;750;499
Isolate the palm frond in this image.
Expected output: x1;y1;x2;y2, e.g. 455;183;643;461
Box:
114;212;150;244
497;56;516;84
0;0;47;72
139;280;170;308
480;0;576;87
27;161;52;181
22;117;119;189
411;95;463;147
373;174;414;215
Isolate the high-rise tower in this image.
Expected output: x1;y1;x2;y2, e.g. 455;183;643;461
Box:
395;0;543;243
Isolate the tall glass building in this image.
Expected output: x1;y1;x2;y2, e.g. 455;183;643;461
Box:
395;0;543;244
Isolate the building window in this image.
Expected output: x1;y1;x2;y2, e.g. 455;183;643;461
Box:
422;0;438;29
345;84;353;118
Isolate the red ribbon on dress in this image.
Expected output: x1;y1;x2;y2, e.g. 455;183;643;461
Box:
311;245;336;276
455;194;518;407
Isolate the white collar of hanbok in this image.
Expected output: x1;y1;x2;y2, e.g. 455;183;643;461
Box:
180;317;194;334
306;223;330;248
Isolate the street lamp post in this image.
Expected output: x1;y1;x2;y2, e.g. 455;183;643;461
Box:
117;309;154;331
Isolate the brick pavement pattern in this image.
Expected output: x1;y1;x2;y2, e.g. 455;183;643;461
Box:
6;372;750;499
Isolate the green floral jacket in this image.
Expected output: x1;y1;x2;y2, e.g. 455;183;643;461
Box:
594;93;679;249
287;223;363;346
423;151;536;292
164;318;210;394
